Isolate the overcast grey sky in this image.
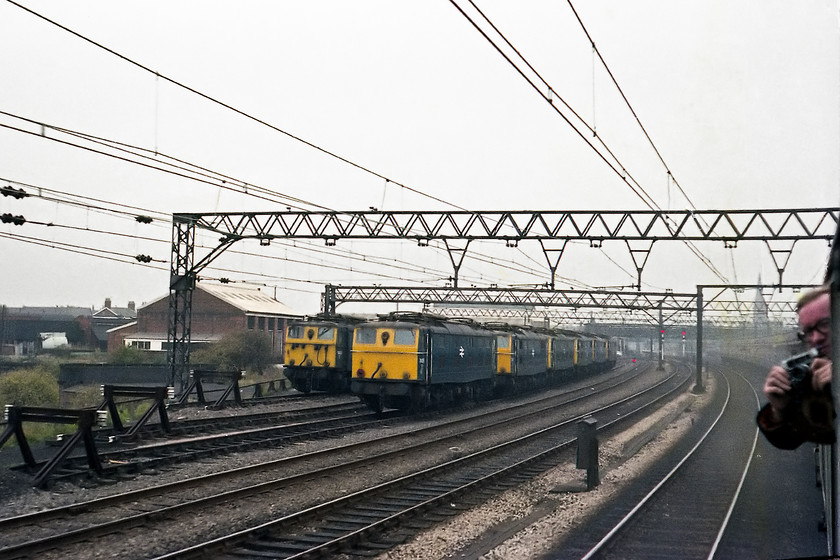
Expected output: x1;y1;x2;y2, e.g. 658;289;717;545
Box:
1;1;838;314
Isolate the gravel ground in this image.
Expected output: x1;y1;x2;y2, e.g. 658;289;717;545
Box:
375;375;716;560
0;367;711;559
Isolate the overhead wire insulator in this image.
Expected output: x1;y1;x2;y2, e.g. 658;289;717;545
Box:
135;215;153;224
135;254;153;263
1;186;28;199
1;213;26;225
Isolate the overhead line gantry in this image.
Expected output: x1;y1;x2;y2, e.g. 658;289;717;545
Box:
168;207;838;386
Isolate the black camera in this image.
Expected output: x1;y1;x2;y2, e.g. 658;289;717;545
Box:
780;347;835;444
782;347;819;395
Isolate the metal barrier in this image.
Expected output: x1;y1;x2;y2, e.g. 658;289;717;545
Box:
178;369;243;409
0;405;107;488
251;378;282;398
101;385;174;440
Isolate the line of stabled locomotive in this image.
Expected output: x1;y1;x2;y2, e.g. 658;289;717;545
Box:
283;311;618;412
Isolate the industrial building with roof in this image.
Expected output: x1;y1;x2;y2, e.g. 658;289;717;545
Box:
107;283;301;358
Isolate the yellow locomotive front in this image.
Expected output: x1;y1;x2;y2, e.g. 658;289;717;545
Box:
352;324;420;382
284;319;355;393
285;324;338;369
351;322;423;411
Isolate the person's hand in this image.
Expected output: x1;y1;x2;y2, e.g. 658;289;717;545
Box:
764;365;792;422
811;357;833;391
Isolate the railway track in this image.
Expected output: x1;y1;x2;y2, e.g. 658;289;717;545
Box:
0;361;671;559
553;363;759;559
6;399;382;486
153;364;690;559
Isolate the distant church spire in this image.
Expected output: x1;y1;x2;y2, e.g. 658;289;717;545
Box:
753;274;769;333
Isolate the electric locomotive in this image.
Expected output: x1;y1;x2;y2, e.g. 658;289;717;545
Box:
486;322;549;393
283;314;364;393
351;312;496;412
575;332;596;373
546;328;577;378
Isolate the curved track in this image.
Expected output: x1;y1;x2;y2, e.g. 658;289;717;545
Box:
560;366;760;559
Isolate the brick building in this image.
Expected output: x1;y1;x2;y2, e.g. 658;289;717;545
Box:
107;283;301;358
91;299;137;351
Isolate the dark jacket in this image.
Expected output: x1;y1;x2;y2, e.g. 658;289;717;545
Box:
756;390;835;449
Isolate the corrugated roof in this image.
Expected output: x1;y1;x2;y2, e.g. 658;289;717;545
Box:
197;283;300;315
138;283;302;316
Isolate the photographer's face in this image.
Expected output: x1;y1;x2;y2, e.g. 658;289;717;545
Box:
798;293;832;357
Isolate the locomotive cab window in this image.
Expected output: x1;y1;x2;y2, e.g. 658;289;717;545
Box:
317;327;335;340
497;336;510;349
288;326;305;338
355;328;377;344
393;328;416;346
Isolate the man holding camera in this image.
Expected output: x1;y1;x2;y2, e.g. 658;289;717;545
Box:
757;285;835;449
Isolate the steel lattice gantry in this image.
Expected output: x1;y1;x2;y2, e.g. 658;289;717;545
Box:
167;208;837;386
322;284;808;330
182;207;838;288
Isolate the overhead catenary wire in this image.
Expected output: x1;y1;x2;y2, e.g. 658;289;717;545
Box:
0;230;168;266
448;0;731;286
1;1;711;296
5;0;468;212
564;0;702;215
1;1;641;289
3;174;555;286
0;119;321;210
451;0;659;211
1;177;170;221
1;113;572;285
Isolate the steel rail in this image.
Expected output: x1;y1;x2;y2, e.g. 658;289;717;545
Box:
151;365;692;559
0;364;641;556
707;370;761;559
578;367;756;560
